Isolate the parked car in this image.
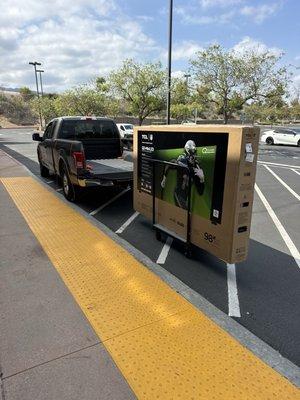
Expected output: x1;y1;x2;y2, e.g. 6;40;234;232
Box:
116;123;134;150
32;116;133;201
261;128;300;146
116;123;134;139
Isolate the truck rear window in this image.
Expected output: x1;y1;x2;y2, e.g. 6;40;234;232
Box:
59;120;120;140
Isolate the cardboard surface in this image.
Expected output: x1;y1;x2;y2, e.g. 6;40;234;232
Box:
133;125;259;263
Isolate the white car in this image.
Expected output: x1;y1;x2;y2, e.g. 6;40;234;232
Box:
261;128;300;146
116;123;133;139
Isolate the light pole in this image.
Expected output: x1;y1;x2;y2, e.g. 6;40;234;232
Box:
36;69;44;97
184;73;191;87
166;0;173;125
29;61;42;129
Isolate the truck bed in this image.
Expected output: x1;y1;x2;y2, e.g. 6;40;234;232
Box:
87;158;133;181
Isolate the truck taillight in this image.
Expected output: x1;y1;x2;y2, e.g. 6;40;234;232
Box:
72;151;85;169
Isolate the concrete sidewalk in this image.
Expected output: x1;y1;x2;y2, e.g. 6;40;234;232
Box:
0;151;135;400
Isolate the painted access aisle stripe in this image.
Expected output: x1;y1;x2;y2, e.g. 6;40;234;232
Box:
1;176;299;400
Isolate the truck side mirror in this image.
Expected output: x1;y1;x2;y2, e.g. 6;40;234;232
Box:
32;133;42;141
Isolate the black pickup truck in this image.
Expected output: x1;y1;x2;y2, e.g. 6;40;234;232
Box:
32;116;133;201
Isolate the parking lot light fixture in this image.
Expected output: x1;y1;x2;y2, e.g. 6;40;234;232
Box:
36;69;44;97
29;61;41;97
29;61;42;129
184;73;191;87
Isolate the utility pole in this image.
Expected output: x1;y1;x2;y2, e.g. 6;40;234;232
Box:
29;61;42;129
36;69;44;97
166;0;173;125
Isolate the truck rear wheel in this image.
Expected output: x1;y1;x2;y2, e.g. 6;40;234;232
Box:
61;165;80;202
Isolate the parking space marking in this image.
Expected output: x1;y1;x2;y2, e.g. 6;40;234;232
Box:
227;263;241;318
89;188;130;216
156;237;173;264
56;188;63;192
264;165;300;201
46;180;54;184
115;211;139;234
292;168;300;176
255;184;300;269
258;160;300;170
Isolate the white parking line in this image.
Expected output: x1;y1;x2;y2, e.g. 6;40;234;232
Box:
156;237;173;264
89;187;130;216
115;211;139;234
46;180;54;184
258;160;300;170
255;184;300;269
227;263;241;318
264;165;300;201
56;188;63;192
292;168;300;176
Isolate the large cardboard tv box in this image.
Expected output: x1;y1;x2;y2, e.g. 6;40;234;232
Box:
133;125;259;264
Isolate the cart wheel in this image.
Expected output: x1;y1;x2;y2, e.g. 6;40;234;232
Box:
155;230;162;242
184;245;192;259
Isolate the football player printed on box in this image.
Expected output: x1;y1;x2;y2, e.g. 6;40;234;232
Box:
160;140;205;210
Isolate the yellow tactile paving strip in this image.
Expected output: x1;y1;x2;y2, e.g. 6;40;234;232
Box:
1;176;299;400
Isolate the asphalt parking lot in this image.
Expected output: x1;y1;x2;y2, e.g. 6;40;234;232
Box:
1;127;299;368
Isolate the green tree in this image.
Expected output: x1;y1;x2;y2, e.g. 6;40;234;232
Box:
243;103;264;123
30;96;58;124
171;78;190;105
190;44;289;124
55;83;108;116
19;86;34;102
290;99;300;121
170;104;192;122
108;59;165;125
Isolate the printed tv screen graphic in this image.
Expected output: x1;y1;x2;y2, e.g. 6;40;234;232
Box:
138;131;228;224
154;145;216;222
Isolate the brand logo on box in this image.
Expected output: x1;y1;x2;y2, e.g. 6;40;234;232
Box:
142;134;153;141
201;147;215;154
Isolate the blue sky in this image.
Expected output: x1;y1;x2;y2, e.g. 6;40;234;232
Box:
0;0;299;92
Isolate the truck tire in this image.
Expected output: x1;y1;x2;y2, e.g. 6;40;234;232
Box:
38;151;50;178
61;165;80;202
40;163;50;178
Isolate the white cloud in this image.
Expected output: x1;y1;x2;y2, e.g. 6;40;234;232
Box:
175;6;234;25
0;0;159;91
172;41;203;61
176;1;281;26
171;70;185;79
136;15;154;22
200;0;243;8
232;37;283;57
240;3;281;24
